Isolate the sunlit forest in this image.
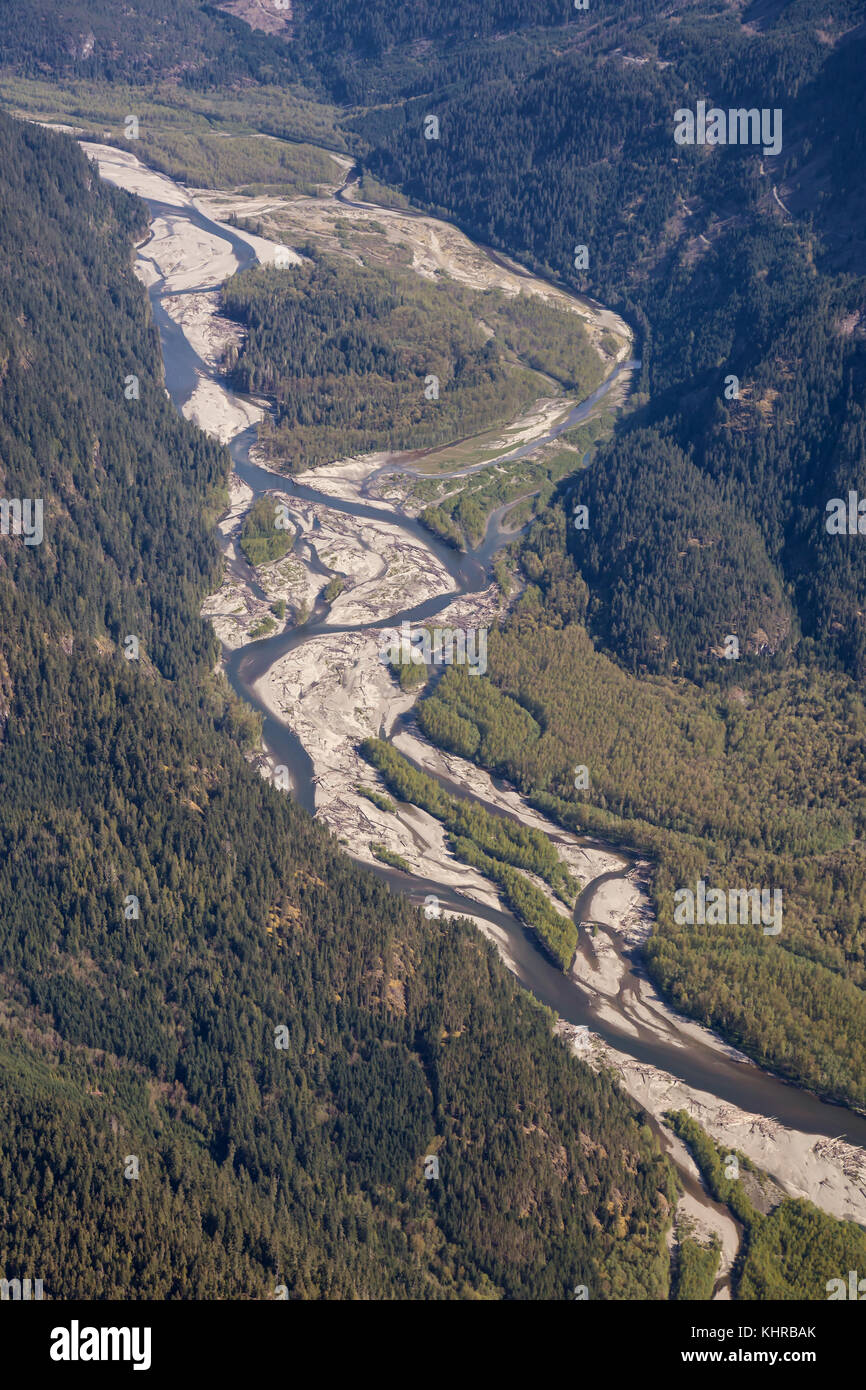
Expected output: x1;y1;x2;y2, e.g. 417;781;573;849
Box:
1;0;865;1303
0;110;676;1299
355;0;866;1108
360;737;578;967
667;1112;866;1300
222;250;600;471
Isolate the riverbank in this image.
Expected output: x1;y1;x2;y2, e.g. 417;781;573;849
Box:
560;1021;866;1230
84;136;866;1266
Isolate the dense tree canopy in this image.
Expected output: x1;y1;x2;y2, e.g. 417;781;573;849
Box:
0;111;676;1300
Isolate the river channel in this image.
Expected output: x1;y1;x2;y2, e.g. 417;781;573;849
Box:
139;181;866;1178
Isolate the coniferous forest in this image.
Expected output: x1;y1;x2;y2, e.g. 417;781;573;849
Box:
337;0;866;1112
1;0;866;1315
0;111;675;1300
222;249;600;471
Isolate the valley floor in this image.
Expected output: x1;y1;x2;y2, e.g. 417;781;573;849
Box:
82;135;866;1291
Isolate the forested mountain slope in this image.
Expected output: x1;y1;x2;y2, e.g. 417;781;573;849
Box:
0;0;300;87
0;111;676;1299
2;0;866;1296
355;1;866;680
307;0;866;1107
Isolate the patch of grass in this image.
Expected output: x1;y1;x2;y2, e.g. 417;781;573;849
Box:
355;173;410;208
384;648;429;691
370;842;412;872
239;496;293;567
357;785;396;813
